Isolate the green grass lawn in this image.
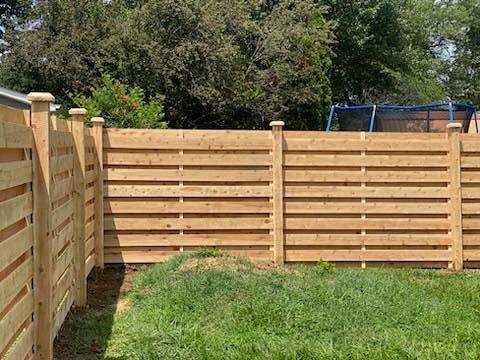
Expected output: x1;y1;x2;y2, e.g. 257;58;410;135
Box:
62;251;480;359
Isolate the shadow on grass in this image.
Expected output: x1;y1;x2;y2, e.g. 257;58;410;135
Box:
53;265;134;360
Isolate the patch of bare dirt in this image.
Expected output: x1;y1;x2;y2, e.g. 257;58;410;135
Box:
179;257;245;271
115;298;130;313
53;264;150;359
180;256;300;275
85;264;147;312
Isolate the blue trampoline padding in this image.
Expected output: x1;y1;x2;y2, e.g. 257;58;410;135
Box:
326;102;477;133
332;103;476;111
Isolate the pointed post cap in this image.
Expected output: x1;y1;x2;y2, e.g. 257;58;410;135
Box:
447;123;462;133
69;108;87;116
269;121;285;127
26;92;55;102
91;117;105;125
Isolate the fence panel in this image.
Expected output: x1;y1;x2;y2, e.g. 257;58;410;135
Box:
103;128;274;263
0;106;35;359
461;133;480;267
102;126;471;268
50;128;76;338
84;130;97;276
283;131;452;267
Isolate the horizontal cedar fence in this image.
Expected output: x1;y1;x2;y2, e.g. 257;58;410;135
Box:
0;109;34;360
85;129;98;276
461;134;480;265
0;95;103;360
103;128;274;262
1;92;480;359
282;130;454;266
49;121;76;342
102;123;477;269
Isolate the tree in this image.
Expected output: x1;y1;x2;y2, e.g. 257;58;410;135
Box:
446;0;480;107
324;0;446;105
0;0;332;130
0;0;114;99
0;0;32;41
113;0;332;129
2;0;467;129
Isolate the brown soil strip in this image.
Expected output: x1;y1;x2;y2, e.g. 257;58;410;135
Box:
53;264;148;359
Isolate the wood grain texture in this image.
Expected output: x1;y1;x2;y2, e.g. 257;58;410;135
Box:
101;127;472;269
271;122;284;264
0;120;32;148
30;97;54;359
105;185;272;198
0;160;32;191
448;124;464;270
71;110;87;306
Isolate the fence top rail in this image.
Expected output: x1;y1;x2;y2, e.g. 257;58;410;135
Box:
104;127;271;134
284;130;448;140
103;128;273;150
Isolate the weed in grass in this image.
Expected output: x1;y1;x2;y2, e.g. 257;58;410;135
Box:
316;260;334;273
193;248;223;258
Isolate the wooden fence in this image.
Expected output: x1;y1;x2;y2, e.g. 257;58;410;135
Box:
0;107;34;360
102;122;479;270
103;128;274;262
0;95;103;360
1;91;480;359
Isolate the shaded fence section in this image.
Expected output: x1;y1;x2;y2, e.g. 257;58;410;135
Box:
0;95;103;359
85;129;98;275
103;124;477;269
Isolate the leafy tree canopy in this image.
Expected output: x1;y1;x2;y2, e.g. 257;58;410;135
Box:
0;0;332;129
0;0;114;96
0;0;478;129
446;0;480;107
324;0;447;105
0;0;31;39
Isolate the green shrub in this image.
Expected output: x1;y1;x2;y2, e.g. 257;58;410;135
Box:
73;74;167;129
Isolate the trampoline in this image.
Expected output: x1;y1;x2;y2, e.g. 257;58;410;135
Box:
326;102;478;133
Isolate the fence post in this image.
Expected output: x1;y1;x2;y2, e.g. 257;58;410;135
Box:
70;108;87;305
91;117;104;268
447;123;463;271
28;92;55;359
270;121;285;264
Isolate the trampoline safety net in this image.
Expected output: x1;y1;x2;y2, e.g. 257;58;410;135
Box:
326;103;477;133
